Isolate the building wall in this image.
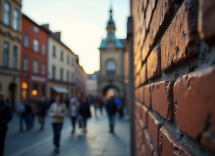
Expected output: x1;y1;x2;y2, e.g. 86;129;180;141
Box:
86;79;97;96
21;15;48;100
100;49;124;75
0;0;22;110
48;37;76;98
132;0;215;156
75;62;87;97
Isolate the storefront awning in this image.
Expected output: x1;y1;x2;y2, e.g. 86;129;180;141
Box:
51;86;69;93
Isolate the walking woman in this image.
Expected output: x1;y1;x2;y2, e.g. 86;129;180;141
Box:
49;96;67;153
68;100;79;133
79;98;91;133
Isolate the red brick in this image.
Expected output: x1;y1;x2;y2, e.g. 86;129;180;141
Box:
147;46;162;80
143;84;151;108
135;74;140;88
140;63;147;85
198;0;215;44
145;0;158;30
143;0;149;12
159;127;195;156
172;0;182;4
174;65;215;153
134;58;142;77
148;112;162;155
141;144;146;156
160;0;199;72
142;34;151;62
143;129;155;156
151;81;174;121
140;20;146;47
134;49;141;67
141;104;148;128
150;0;174;46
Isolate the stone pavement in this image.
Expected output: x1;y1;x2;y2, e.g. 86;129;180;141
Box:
7;109;130;156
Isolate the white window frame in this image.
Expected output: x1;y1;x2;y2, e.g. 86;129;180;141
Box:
33;39;39;52
13;9;19;30
24;35;29;47
33;60;38;73
4;2;10;25
23;57;28;71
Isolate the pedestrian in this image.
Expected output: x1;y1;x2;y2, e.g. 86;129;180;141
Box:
23;100;31;131
106;97;117;133
37;97;47;130
17;99;26;132
93;97;98;117
98;97;104;115
68;100;79;133
0;92;12;156
29;98;37;129
79;98;91;133
114;97;122;118
49;96;67;153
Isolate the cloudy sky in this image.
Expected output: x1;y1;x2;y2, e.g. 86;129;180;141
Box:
22;0;130;74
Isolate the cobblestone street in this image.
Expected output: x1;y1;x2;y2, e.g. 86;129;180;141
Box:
5;108;130;156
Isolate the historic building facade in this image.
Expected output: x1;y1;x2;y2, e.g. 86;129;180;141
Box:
86;72;98;97
21;14;49;100
0;0;22;110
98;8;125;98
43;25;76;99
75;55;87;97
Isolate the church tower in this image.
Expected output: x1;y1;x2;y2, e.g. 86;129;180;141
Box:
98;7;125;98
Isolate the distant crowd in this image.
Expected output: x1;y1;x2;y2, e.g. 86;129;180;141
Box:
0;92;126;155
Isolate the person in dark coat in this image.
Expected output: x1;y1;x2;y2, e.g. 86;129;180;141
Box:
37;97;47;130
23;100;31;131
0;92;12;156
106;97;117;133
79;98;91;133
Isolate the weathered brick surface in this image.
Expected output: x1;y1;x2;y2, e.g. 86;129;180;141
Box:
150;0;174;46
135;74;140;88
142;34;151;62
141;144;146;156
174;65;215;153
172;0;182;4
151;81;174;121
140;63;147;85
134;59;142;77
146;0;158;30
141;104;148;128
159;127;195;156
148;112;162;155
143;84;151;108
147;46;162;80
143;129;155;156
198;0;215;44
143;0;149;12
160;0;199;72
139;87;144;104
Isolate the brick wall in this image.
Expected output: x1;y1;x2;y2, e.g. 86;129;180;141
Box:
132;0;215;156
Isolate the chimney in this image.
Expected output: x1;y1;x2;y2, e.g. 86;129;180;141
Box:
41;24;49;29
54;32;61;39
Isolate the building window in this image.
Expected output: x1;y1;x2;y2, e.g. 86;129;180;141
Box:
24;35;29;47
33;26;39;33
13;46;18;69
4;2;10;25
52;66;56;79
60;51;63;61
13;9;19;30
106;60;116;75
3;42;9;67
108;42;113;48
60;69;63;81
67;55;69;64
67;71;69;82
53;46;56;56
33;60;38;73
42;63;45;75
23;57;28;71
33;39;39;52
42;44;46;55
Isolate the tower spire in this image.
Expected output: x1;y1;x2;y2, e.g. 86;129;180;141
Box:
110;0;112;17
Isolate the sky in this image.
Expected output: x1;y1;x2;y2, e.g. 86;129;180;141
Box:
22;0;130;74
